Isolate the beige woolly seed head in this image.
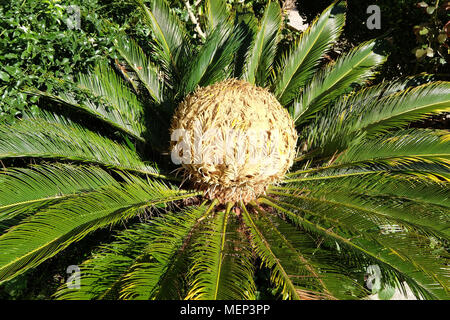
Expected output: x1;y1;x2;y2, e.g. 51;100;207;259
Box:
170;79;298;204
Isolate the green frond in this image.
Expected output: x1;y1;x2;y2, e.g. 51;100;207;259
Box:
269;182;450;240
252;202;375;299
0;112;162;177
292;39;387;125
251;204;346;299
56;203;211;300
180;24;244;95
259;197;449;299
77;63;144;134
297;78;423;154
336;129;450;168
302;81;450;154
53;222;158;300
240;203;300;300
28;89;145;143
55;204;214;300
136;0;187;73
0;164;119;234
186;204;256;300
0;175;198;283
273;0;346;105
356;82;450;134
289;129;450;183
281;171;450;209
204;0;229;33
118;203;215;300
114;35;163;103
242;0;282;86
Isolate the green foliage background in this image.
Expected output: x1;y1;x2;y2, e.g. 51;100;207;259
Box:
0;0;121;123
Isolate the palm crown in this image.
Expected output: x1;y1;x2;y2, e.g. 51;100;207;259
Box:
0;0;449;300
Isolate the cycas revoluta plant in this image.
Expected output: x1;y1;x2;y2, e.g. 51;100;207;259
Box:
0;0;449;300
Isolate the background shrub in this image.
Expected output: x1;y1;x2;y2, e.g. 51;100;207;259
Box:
0;0;122;123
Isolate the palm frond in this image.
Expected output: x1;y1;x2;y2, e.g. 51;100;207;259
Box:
337;129;450;168
55;203;214;300
58;203;211;300
289;129;450;183
297;78;426;154
118;203;216;300
273;0;346;105
180;24;244;95
114;35;163;103
0;175;199;283
77;63;145;132
240;203;300;299
281;171;450;209
186;204;256;300
53;222;159;300
356;82;450;134
204;0;229;33
251;202;374;299
270;181;450;240
302;81;450;155
28;89;145;143
0;112;162;177
136;0;187;74
0;164;119;234
259;197;449;299
292;39;387;125
243;0;282;86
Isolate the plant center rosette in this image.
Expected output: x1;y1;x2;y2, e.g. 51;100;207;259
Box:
170;79;298;203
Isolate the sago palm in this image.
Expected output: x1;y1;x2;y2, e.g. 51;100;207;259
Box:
0;0;449;300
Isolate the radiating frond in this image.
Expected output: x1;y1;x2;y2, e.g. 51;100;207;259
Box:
243;0;282;86
356;82;450;135
114;35;163;103
55;204;214;300
336;129;450;168
118;203;215;300
270;181;450;240
296;78;426;155
53;222;158;300
273;0;346;105
77;63;145;133
136;0;187;73
292;39;387;125
180;24;244;95
282;171;450;209
242;202;369;299
240;203;300;299
259;197;449;299
0;175;199;283
204;0;229;33
0;164;119;234
186;204;256;300
301;81;450;156
289;129;450;183
0;112;161;177
28;89;145;143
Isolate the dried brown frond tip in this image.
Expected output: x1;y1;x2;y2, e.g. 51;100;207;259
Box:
170;79;298;204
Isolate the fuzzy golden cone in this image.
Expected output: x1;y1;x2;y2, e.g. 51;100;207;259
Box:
170;79;297;203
